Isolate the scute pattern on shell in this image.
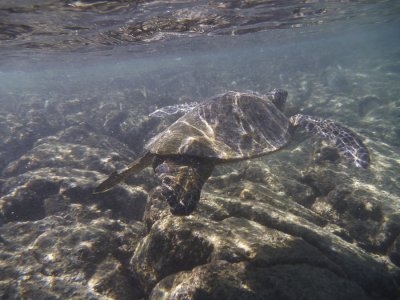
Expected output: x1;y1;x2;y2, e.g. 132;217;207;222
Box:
145;91;291;160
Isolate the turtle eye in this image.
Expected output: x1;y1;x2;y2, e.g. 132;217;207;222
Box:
306;123;315;131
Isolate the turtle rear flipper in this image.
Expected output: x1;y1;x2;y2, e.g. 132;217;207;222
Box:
93;151;154;193
290;114;370;168
154;158;214;215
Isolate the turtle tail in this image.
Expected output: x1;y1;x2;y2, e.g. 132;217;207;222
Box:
93;151;154;193
290;114;370;168
154;157;214;215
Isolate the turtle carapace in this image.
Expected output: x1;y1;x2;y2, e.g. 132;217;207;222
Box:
94;90;369;215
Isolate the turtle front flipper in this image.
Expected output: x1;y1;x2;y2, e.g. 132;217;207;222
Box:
93;151;154;193
154;157;214;215
290;114;370;168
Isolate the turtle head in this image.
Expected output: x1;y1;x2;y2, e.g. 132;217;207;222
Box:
267;89;288;112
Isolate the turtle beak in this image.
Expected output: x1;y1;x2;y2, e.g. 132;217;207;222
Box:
267;89;288;112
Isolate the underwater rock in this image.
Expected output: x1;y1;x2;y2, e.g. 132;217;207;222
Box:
280;178;316;208
1;124;136;178
239;188;256;200
0;214;145;299
312;145;341;166
0;96;89;172
151;260;369;300
205;166;326;228
132;213;398;299
0;166;147;224
300;168;347;197
131;216;214;292
0;113;52;172
389;235;400;268
206;184;325;229
0;121;151;224
311;185;400;254
2;139;132;178
0;177;59;222
86;97;161;154
0;70;399;300
100;108;157;149
0;96;161;297
132;215;339;293
242;163;266;183
88;255;142;300
207;170;243;189
0;93;150;174
95;186;148;223
142;186;171;230
202;192;397;298
44;125;136;159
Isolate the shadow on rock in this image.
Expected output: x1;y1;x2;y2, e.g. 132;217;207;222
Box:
131;215;398;300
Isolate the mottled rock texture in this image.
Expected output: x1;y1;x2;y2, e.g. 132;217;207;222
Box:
1;72;399;299
0;97;151;299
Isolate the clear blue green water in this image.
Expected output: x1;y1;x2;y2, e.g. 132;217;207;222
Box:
0;1;400;299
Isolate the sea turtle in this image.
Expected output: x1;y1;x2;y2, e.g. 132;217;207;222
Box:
94;90;369;215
